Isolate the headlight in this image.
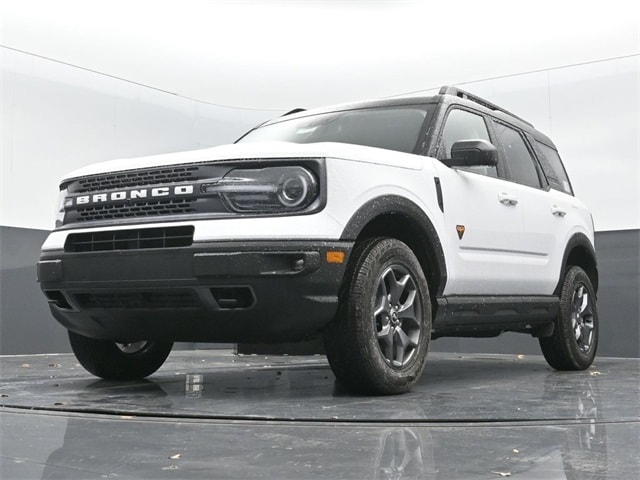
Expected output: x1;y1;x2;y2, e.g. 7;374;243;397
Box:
202;166;319;213
55;188;69;228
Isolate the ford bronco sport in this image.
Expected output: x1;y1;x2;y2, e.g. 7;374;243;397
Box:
38;86;599;394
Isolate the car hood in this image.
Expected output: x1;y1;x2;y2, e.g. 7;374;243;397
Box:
62;141;425;181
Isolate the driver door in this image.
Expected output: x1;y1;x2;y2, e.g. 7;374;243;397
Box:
434;108;526;295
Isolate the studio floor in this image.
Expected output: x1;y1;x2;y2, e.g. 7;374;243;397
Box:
1;350;638;479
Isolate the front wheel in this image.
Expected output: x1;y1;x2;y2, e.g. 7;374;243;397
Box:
324;237;431;395
539;266;599;370
68;331;173;380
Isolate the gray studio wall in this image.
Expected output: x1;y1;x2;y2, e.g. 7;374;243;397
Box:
1;48;638;357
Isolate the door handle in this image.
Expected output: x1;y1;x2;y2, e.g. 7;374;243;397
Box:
498;193;518;206
551;205;567;217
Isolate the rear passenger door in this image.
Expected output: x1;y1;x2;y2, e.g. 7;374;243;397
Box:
489;121;567;294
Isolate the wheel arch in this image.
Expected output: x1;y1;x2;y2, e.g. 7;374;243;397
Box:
555;233;599;295
340;195;447;297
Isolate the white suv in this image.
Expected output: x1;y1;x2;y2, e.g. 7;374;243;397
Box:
38;87;599;394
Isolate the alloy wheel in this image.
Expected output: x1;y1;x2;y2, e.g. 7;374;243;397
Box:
373;265;422;368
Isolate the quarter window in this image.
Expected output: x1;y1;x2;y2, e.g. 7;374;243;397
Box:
494;123;541;188
439;109;496;178
536;142;573;194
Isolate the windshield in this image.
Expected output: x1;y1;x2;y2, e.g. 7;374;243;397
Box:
238;105;430;154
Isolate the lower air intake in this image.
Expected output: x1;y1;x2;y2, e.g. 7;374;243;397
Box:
65;226;194;252
73;290;199;309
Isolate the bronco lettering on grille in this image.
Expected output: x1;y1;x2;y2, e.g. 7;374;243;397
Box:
68;185;195;207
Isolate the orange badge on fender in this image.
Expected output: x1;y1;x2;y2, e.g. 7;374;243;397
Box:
456;225;465;240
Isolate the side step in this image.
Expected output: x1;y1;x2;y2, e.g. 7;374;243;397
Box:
433;295;559;338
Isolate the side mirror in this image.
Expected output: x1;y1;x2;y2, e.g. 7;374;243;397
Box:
444;139;498;168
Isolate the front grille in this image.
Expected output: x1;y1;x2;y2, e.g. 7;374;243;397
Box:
73;290;199;309
73;198;197;223
62;162;231;226
65;226;194;252
74;166;200;193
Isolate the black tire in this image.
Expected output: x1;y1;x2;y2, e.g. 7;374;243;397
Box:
68;331;173;380
324;237;431;395
539;266;598;370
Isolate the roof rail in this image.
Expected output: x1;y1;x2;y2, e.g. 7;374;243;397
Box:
438;86;533;127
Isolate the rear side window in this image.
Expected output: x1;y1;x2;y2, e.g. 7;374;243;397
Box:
493;122;541;189
536;142;573;195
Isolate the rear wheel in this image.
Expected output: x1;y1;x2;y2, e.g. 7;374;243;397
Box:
68;331;173;380
324;237;431;395
540;266;598;370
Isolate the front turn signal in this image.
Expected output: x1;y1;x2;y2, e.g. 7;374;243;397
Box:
326;251;345;264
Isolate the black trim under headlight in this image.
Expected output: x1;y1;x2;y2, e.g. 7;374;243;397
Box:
203;166;319;213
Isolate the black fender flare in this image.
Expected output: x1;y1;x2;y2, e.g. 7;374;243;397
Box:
339;195;447;296
555;232;599;294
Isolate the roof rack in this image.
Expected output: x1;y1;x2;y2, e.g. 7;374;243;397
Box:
438;86;533;127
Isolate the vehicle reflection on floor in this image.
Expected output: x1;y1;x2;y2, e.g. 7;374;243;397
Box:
35;378;612;479
1;352;637;479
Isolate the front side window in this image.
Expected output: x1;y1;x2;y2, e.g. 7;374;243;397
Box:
238;106;430;154
439;109;497;178
493;123;541;189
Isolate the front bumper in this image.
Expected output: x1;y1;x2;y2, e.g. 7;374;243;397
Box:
38;240;352;343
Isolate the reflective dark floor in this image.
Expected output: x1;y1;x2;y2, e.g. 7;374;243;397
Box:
1;351;639;479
